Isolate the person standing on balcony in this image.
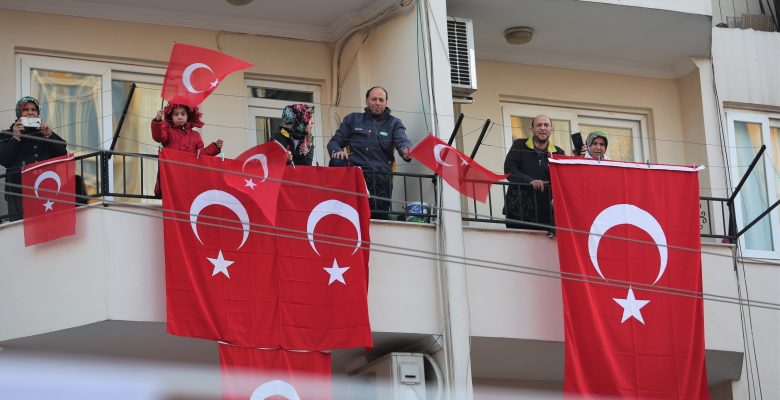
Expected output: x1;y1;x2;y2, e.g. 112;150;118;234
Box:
0;96;67;222
573;130;609;160
151;103;223;198
327;86;412;219
271;103;315;166
503;114;564;231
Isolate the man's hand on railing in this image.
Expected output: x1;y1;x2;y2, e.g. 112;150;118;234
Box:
530;179;547;192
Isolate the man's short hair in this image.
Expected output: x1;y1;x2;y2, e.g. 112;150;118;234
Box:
365;86;389;100
530;114;551;129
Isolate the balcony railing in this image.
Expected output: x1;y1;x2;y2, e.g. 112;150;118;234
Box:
0;151;735;240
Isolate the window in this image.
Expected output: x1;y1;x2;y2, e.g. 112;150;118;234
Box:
19;54;165;199
726;111;780;258
501;103;649;162
245;79;322;165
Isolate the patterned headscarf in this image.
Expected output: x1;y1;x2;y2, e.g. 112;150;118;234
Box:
16;96;40;118
280;103;314;140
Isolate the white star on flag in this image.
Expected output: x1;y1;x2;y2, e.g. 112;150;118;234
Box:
323;258;349;285
209;79;220;88
43;200;54;212
613;286;650;324
208;250;234;278
244;178;257;190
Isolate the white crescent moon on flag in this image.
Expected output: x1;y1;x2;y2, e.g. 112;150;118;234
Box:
190;190;250;249
306;199;362;256
182;63;214;94
588;203;668;285
242;153;269;182
33;171;62;198
250;380;300;400
433;144;454;167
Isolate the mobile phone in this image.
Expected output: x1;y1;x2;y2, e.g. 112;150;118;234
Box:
571;132;584;152
20;117;42;128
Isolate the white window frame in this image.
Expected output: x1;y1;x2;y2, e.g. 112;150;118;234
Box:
18;54;166;196
725;110;780;259
245;79;323;166
501;103;649;162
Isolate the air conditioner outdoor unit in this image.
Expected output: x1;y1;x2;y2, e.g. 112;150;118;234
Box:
348;352;427;400
447;16;477;96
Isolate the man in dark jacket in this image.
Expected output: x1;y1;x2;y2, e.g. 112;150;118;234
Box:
327;87;412;219
0;96;67;221
503;114;564;231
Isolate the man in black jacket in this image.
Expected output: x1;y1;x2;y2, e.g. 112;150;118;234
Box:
327;87;412;219
503;114;564;231
0;96;67;221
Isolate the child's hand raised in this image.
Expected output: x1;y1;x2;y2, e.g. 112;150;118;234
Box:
215;139;224;149
154;110;164;121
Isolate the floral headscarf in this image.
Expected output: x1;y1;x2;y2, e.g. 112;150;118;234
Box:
280;103;314;140
16;96;40;118
163;103;204;129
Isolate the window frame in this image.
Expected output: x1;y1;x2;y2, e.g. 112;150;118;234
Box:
725;110;780;259
500;103;649;162
245;79;323;166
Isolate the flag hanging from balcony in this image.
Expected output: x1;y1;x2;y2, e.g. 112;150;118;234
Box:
219;343;332;400
161;148;281;346
22;153;76;246
275;166;373;350
548;156;709;399
410;134;507;202
225;141;289;226
162;43;253;108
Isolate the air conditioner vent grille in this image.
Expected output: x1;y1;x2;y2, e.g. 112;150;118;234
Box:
447;17;477;95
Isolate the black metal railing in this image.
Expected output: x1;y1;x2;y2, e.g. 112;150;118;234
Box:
0;151;439;224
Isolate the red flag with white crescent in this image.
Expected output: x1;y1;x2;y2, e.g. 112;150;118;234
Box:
162;43;253;108
549;155;709;399
225;141;289;226
22;153;76;246
411;134;507;202
275;166;373;350
161;148;281;347
219;344;331;400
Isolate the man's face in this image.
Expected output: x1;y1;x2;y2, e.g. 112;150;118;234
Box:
365;88;387;116
589;137;607;158
531;116;552;144
19;102;39;118
171;107;188;126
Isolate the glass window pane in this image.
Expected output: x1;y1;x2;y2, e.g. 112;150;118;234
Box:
734;121;773;251
771;125;780;232
255;116;282;144
510;116;571;152
579;124;634;161
32;69;101;197
111;81;162;201
31;69;101;151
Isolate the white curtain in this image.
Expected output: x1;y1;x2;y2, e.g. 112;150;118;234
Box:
734;121;773;251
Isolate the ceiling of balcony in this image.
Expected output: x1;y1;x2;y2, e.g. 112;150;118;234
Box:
0;0;711;81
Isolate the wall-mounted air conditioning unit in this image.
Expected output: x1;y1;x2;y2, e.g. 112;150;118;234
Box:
447;17;477;97
348;352;427;400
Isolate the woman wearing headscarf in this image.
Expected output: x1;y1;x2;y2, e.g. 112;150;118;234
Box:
271;104;315;166
0;96;67;221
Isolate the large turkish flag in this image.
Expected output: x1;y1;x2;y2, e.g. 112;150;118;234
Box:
22;153;76;246
162;43;253;107
275;166;373;350
225;141;289;226
411;134;506;202
219;343;331;400
161;149;280;346
549;156;709;399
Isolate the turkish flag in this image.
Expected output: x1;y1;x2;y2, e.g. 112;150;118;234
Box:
549;156;709;399
22;153;76;246
219;343;331;400
275;166;373;350
162;43;253;107
225;141;289;226
411;134;507;202
160;148;281;347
